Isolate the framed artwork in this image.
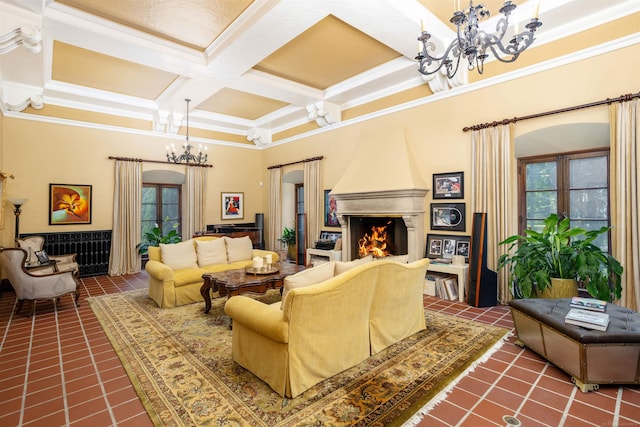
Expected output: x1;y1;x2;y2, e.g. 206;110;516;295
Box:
324;190;339;227
430;202;465;232
49;184;92;225
433;171;464;199
221;192;244;220
426;234;471;263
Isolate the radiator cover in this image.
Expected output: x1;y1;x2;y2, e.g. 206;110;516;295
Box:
20;231;112;278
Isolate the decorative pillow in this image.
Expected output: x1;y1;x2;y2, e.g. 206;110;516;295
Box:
160;240;198;270
195;238;227;267
16;239;40;265
224;236;253;263
335;254;373;275
281;261;336;309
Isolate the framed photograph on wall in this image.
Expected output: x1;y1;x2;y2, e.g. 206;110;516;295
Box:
221;192;244;220
49;184;92;225
324;189;339;227
426;234;471;263
430;202;465;232
433;172;464;199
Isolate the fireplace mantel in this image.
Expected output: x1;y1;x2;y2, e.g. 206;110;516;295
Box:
332;188;429;262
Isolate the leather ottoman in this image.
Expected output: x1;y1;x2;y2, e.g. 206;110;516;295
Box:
508;298;640;392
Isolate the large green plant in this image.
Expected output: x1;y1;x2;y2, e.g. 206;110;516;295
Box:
277;226;296;247
137;221;181;255
498;213;623;301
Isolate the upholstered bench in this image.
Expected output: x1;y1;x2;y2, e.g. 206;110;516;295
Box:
508;298;640;392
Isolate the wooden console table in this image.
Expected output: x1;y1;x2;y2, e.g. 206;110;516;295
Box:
200;263;305;314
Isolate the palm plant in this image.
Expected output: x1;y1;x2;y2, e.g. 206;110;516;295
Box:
498;213;623;301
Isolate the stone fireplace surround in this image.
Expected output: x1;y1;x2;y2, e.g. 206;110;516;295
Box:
332;189;429;262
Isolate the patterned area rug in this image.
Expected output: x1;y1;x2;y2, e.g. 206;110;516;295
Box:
88;290;508;426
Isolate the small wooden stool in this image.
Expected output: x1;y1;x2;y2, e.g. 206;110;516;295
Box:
509;298;640;392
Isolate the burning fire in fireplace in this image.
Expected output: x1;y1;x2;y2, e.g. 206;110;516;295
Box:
358;220;392;258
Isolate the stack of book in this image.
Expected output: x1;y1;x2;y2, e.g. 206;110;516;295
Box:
564;296;610;331
425;272;458;300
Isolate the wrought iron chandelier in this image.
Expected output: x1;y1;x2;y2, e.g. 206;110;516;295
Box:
166;98;208;165
416;1;542;79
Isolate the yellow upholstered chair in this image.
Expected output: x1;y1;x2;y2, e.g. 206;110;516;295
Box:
15;235;80;276
0;248;80;316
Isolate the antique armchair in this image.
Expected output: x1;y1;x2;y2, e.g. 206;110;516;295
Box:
15;235;79;276
0;248;80;316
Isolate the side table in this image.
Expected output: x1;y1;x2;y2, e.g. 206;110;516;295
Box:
427;262;468;302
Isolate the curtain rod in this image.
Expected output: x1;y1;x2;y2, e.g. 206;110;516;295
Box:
463;91;640;132
108;156;213;167
267;155;324;170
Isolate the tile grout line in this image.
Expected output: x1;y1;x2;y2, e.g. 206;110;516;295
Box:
18;311;37;427
613;386;623;427
53;299;71;426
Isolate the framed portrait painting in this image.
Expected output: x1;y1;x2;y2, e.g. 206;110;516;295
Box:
49;184;92;225
433;172;464;199
222;192;244;220
324;190;339;227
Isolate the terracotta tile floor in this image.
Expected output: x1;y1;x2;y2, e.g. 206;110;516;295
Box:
0;273;638;426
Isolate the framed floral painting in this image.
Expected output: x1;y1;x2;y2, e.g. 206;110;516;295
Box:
49;184;92;225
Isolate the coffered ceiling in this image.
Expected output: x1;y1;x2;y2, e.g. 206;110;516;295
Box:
0;0;637;147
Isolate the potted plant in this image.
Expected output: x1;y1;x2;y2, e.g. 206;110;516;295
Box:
498;213;623;301
278;226;296;261
137;221;182;255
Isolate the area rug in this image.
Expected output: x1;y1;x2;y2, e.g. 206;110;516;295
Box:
88;290;508;426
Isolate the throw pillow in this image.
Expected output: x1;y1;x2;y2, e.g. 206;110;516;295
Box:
195;238;227;267
335;254;373;275
281;260;336;309
16;239;40;265
224;236;253;263
160;240;198;270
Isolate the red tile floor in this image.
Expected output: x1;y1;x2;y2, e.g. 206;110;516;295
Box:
0;272;638;426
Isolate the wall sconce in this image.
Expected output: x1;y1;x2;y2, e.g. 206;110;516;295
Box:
8;198;27;241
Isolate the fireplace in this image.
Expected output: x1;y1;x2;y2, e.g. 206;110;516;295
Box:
329;126;430;262
332;189;429;262
350;216;408;259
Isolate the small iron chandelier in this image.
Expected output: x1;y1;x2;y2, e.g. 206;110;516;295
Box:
416;1;542;79
166;98;208;165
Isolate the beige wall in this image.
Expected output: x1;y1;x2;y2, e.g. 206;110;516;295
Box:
1;43;639;250
261;43;640;245
0;119;263;247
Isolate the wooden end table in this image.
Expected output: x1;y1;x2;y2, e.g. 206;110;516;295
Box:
200;262;305;314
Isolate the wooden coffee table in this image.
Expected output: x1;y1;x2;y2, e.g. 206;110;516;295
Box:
200;262;305;314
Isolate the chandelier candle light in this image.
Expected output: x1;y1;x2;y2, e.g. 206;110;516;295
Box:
166;98;208;165
416;1;542;79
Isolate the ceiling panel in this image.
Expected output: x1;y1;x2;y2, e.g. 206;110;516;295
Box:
52;41;179;99
57;0;253;50
198;88;289;120
253;15;402;90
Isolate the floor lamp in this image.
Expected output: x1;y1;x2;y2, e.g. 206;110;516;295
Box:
8;198;28;243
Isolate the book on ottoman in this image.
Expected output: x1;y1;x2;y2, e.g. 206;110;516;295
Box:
569;296;607;312
565;308;610;331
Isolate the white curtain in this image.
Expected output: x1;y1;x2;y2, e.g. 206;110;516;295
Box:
303;159;322;250
268;168;282;252
108;160;142;275
610;98;640;310
471;124;518;303
184;165;207;238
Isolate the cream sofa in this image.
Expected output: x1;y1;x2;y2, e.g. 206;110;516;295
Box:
145;235;279;308
224;257;429;398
